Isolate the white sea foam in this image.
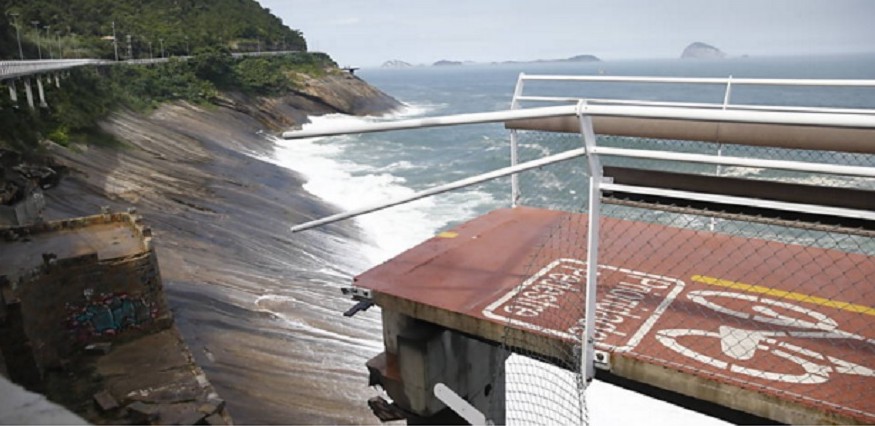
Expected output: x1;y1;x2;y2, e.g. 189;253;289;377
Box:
254;294;382;350
264;102;494;266
381;101;448;119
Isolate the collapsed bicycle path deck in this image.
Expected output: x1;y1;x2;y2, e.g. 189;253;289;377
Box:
354;207;875;424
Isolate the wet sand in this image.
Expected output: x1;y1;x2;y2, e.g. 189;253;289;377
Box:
42;85;398;423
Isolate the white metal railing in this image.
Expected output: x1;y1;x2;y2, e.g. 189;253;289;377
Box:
282;76;875;388
510;75;875;111
506;74;875;205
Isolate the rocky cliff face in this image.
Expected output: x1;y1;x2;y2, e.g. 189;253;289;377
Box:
34;75;400;424
212;72;401;131
681;42;726;59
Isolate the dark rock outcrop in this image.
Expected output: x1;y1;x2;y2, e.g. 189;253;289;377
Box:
288;72;401;116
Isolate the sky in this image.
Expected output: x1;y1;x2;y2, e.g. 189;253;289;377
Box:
258;0;875;67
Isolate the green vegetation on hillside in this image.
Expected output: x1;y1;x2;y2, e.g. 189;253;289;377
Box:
0;0;306;60
0;0;336;154
0;49;336;153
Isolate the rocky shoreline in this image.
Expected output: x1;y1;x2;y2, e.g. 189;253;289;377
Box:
28;72;398;423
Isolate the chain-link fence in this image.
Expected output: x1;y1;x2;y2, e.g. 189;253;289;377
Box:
493;126;875;424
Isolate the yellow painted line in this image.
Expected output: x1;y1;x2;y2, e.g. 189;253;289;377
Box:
437;231;459;239
692;275;875;317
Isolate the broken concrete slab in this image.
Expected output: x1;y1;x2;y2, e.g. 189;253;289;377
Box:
198;398;225;416
205;413;227;425
93;389;119;411
126;401;158;423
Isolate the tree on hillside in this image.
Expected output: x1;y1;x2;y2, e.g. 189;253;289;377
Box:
0;0;307;59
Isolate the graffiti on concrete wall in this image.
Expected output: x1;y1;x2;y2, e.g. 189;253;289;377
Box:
65;291;157;340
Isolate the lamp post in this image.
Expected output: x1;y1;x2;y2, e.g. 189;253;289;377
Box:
159;38;164;58
56;31;62;58
111;21;119;61
6;12;23;59
44;24;51;59
31;20;41;59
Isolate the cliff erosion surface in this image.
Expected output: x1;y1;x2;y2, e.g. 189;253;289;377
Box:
42;74;399;424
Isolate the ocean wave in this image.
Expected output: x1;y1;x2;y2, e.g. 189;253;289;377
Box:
382;101;448;119
262;111;497;265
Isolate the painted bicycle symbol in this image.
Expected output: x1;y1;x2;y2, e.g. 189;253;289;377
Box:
655;290;875;384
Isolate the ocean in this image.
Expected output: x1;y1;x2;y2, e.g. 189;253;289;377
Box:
261;54;875;424
275;53;875;264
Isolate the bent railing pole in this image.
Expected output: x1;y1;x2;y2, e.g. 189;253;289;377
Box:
281;105;578;139
290;147;588;232
283;104;875;142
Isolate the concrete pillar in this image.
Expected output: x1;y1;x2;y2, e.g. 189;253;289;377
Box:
8;80;17;103
367;311;507;424
54;74;60;89
35;78;47;108
24;79;34;109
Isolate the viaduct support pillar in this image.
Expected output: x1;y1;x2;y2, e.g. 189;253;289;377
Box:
367;311;506;424
36;77;47;108
54;74;60;89
8;80;17;103
24;79;34;109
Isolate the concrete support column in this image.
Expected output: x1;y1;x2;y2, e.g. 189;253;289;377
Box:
36;78;47;108
24;79;34;109
54;74;60;89
367;311;507;424
8;80;17;103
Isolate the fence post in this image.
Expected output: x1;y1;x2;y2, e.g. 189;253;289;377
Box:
578;100;603;382
509;73;526;207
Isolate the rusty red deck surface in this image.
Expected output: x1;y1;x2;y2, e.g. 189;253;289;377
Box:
355;207;875;424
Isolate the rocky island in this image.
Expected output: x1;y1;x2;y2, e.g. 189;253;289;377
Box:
681;42;727;59
381;59;413;68
433;59;464;66
497;54;601;64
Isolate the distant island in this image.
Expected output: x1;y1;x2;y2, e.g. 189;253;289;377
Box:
496;54;601;65
420;54;602;67
433;60;464;66
381;59;413;68
681;42;726;59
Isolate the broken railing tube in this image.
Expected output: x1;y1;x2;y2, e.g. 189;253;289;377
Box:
281;105;577;139
290;147;588;232
282;104;875;141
